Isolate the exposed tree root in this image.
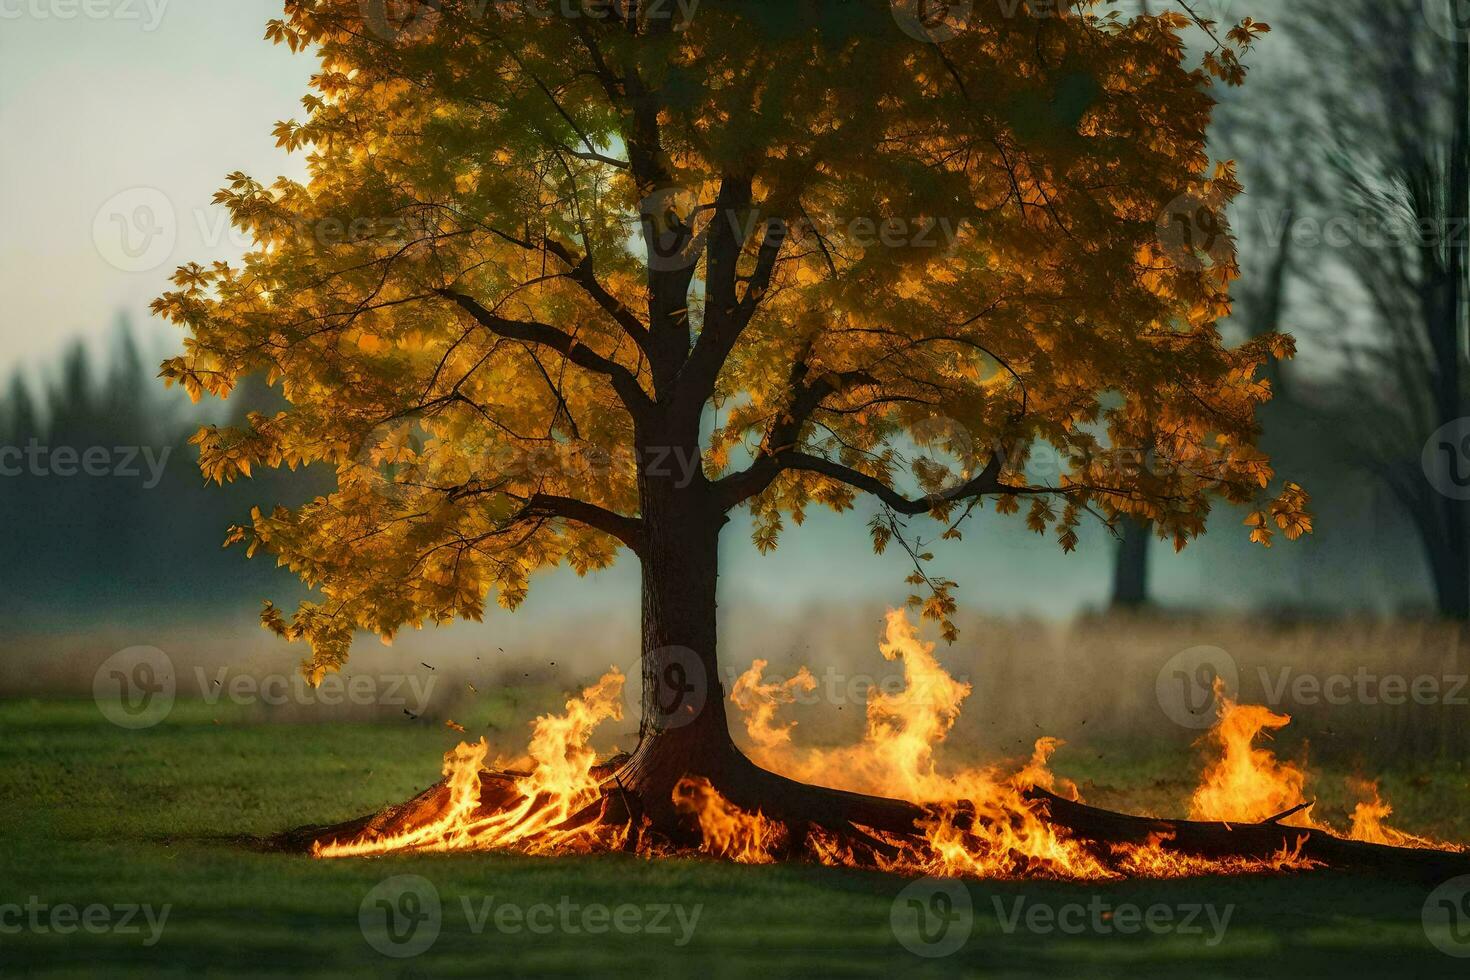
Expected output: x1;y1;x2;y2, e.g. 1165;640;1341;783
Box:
277;755;1470;882
1026;787;1470;883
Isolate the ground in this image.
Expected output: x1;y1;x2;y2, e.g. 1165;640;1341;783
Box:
2;698;1467;978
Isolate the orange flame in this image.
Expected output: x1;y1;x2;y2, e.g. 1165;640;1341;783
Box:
313;669;628;857
1185;682;1460;851
314;610;1460;873
1187;681;1315;827
673;777;782;864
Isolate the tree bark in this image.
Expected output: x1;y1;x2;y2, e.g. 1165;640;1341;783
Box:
611;478;740;830
608;472;927;836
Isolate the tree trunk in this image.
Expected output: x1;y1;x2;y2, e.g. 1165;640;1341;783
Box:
1109;517;1151;610
1441;30;1470;622
612;482;742;829
602;446;927;835
1429;511;1470;620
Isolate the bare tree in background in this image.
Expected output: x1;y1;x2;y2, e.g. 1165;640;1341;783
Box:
1108;6;1303;612
1278;0;1469;618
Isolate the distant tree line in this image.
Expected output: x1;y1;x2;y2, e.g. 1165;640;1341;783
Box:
0;319;317;627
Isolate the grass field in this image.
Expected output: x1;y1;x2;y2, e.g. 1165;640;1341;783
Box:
3;698;1469;978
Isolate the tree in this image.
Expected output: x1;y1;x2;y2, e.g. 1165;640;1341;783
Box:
1277;0;1469;618
155;0;1305;830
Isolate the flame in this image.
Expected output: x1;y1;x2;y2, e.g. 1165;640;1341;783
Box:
725;611;1187;879
1184;683;1461;851
673;777;783;864
1187;681;1315;827
729;660;816;750
314;610;1460;874
313;670;629;857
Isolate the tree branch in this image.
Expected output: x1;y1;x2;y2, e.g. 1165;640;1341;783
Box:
717;450;1009;515
517;493;644;554
436;289;650;415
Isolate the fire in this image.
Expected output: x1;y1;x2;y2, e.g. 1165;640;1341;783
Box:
719;610;1291;879
672;777;783;864
313;670;630;857
1187;682;1313;826
1184;684;1460;850
312;610;1459;874
729;660;816;751
1344;778;1442;848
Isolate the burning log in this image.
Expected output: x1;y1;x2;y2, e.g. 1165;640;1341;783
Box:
1025;787;1470;883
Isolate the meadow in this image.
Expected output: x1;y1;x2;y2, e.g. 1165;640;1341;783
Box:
3;683;1467;978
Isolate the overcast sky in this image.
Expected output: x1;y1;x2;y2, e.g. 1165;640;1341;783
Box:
0;1;310;372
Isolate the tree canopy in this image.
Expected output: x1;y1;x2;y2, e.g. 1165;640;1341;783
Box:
154;0;1305;679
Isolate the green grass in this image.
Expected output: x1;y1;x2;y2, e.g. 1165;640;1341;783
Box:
2;699;1468;978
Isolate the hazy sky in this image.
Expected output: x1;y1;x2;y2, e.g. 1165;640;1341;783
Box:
0;1;310;371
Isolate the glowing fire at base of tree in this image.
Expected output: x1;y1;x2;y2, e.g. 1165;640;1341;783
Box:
310;611;1464;878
